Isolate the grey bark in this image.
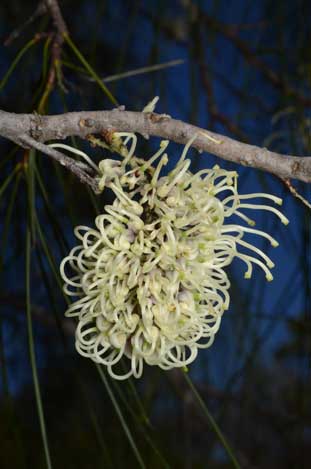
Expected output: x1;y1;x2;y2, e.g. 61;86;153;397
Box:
0;109;310;188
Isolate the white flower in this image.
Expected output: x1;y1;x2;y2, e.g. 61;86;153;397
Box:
59;134;289;380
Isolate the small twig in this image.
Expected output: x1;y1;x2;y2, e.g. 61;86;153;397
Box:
44;0;68;35
19;134;100;193
282;178;311;210
38;0;68;112
4;2;47;46
84;59;185;84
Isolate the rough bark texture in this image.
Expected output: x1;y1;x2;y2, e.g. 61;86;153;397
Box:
0;109;311;186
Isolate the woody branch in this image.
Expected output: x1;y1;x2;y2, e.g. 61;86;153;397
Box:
0;109;311;190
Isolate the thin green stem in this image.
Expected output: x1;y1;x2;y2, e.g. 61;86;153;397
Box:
126;375;151;427
95;364;146;469
35;215;66;296
42;37;52;83
0;168;18;200
26;229;52;469
31;37;52;107
35;248;114;467
183;372;241;469
64;33;118;105
0;173;20;257
0;146;19;172
61;59;87;75
111;379;171;468
27;150;36;240
35;166;69;252
62;58;184;83
0;38;38;91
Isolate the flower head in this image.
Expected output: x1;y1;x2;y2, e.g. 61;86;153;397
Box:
60;134;288;379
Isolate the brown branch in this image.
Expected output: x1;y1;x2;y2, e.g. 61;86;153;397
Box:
4;1;68;112
38;0;68;112
45;0;68;35
3;0;69;115
0;108;311;186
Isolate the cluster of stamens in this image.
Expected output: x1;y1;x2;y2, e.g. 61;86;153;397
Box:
58;133;288;379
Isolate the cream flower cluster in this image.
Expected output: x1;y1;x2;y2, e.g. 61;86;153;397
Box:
59;134;288;379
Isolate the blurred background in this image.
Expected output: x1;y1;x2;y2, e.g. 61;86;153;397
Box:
0;0;311;468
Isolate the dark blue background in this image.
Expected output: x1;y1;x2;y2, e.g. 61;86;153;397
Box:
0;1;310;468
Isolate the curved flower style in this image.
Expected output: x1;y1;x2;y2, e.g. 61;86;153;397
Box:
59;134;289;379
